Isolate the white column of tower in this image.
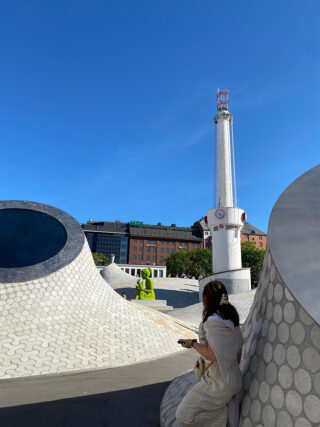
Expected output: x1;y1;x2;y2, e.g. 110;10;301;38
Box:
217;110;233;207
201;89;251;294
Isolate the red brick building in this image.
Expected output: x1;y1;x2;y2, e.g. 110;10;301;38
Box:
128;223;203;266
240;222;267;249
82;219;266;266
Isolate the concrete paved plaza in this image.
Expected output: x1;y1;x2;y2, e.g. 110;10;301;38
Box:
0;350;197;427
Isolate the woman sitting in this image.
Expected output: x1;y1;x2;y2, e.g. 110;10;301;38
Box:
176;280;243;427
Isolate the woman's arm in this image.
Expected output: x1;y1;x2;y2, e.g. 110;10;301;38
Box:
180;339;217;362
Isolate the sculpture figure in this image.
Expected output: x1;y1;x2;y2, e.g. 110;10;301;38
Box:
136;268;155;300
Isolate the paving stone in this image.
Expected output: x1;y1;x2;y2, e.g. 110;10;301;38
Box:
294;368;311;395
291;322;305;345
262;404;276;427
277;322;289;344
258;380;270;403
278;365;293;389
285;390;303;417
276;410;293;427
303;395;320;423
302;347;320;373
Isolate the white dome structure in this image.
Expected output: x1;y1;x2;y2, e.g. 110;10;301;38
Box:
0;201;196;379
100;262;137;287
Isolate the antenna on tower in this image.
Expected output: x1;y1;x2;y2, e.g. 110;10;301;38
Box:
217;88;229;111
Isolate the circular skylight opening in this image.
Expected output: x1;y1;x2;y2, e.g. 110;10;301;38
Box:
0;208;67;268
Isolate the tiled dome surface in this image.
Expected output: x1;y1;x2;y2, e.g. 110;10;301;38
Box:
239;249;320;426
0;205;196;379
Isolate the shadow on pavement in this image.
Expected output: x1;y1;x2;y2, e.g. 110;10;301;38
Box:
0;381;170;427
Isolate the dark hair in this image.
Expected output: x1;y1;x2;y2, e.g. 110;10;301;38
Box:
202;280;239;326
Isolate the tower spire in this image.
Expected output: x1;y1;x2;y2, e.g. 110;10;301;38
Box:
217;88;229;110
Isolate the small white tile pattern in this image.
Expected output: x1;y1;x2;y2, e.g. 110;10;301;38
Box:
239;248;320;426
0;241;196;379
159;247;320;427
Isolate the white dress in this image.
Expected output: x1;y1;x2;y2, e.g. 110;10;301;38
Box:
176;314;243;427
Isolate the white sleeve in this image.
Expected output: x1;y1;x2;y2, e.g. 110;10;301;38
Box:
198;321;207;345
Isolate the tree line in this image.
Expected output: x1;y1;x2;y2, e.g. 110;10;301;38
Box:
166;242;265;287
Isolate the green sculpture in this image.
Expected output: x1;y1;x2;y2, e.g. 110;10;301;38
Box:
135;268;155;300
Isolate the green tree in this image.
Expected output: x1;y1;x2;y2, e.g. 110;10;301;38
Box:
165;250;188;277
187;248;212;278
92;252;110;266
241;242;265;287
166;248;212;278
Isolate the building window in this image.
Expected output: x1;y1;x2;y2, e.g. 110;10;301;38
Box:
259;242;263;247
192;243;194;247
252;238;255;241
147;256;150;262
171;241;175;245
171;249;175;254
86;233;129;264
139;239;143;243
160;256;164;261
139;247;143;252
152;247;156;253
259;236;263;240
134;239;137;243
139;255;142;261
166;241;169;245
147;247;151;253
152;256;156;263
147;240;151;244
166;248;169;254
161;248;164;253
133;246;137;252
133;255;137;260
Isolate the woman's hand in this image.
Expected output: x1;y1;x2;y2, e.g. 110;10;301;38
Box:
181;339;194;349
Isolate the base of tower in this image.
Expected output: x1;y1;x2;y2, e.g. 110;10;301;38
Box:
198;268;251;301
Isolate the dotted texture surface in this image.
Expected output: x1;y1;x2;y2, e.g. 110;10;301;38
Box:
0;241;196;379
159;248;320;427
239;248;320;426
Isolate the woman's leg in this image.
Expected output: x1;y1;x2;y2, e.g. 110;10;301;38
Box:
176;381;228;427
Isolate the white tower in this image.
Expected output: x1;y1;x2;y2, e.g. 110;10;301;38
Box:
199;90;251;296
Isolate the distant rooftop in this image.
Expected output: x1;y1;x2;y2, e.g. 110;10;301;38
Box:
242;222;266;236
82;220;202;240
129;224;202;241
82;220;129;234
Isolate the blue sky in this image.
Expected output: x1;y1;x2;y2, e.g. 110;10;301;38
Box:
0;1;319;232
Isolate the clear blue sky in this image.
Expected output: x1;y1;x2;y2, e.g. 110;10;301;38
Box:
1;1;319;232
